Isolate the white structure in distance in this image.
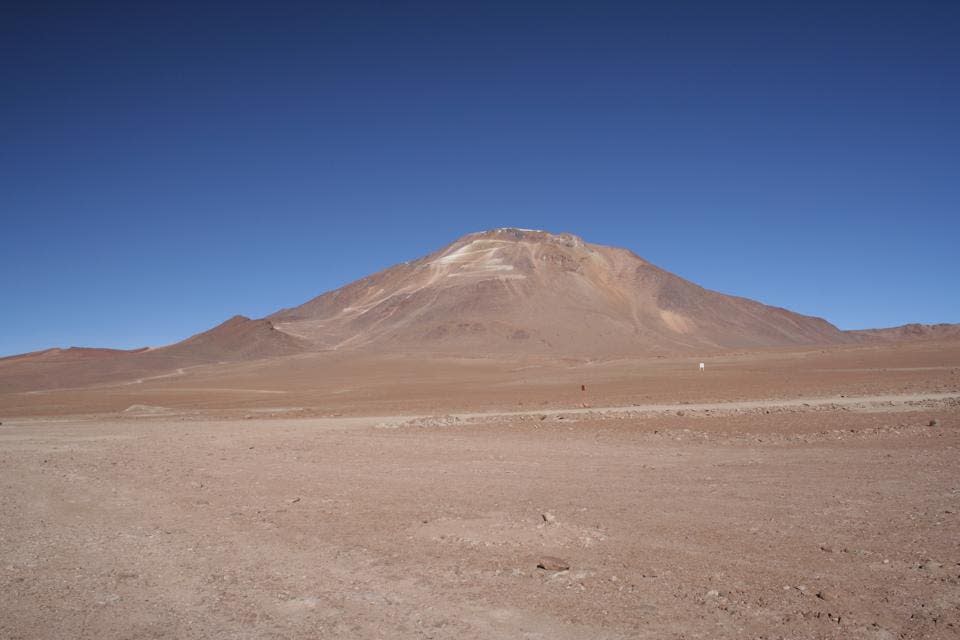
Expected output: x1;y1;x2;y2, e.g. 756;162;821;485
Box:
699;362;705;372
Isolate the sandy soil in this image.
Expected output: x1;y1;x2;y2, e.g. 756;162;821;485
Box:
2;341;959;639
3;340;959;419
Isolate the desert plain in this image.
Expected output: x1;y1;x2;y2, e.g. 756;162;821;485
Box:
2;339;959;639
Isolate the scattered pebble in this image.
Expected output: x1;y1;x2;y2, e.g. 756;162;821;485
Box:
537;556;570;571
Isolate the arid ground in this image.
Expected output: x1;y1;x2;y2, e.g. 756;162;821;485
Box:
2;340;959;639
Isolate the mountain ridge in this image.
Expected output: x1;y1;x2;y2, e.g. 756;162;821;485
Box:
2;228;956;393
268;228;846;355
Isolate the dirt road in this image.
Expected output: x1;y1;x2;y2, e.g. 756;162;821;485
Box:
452;390;960;419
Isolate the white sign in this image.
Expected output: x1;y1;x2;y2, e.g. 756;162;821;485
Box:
699;362;705;372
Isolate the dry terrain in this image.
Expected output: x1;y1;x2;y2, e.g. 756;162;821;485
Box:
2;340;959;639
0;228;866;396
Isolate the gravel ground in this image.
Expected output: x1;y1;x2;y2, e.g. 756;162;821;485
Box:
2;400;958;639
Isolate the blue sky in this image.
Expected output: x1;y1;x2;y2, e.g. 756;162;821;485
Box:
2;1;958;356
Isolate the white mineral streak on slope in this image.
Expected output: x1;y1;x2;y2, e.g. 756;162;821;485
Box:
268;324;315;340
431;239;526;279
278;232;570;349
286;241;519;349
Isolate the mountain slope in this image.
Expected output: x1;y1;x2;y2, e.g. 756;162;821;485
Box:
0;316;307;393
846;323;960;343
1;228;878;393
270;228;846;355
159;315;308;361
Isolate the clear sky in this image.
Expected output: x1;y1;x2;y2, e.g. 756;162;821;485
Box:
2;1;958;356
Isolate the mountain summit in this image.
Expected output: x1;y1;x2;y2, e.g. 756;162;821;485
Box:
269;228;845;355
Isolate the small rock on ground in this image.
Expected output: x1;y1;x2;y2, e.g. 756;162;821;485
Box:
537;556;570;571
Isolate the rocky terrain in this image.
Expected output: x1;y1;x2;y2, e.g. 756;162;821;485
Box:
2;230;958;639
2;344;958;639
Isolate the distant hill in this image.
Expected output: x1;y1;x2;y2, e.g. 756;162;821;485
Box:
0;316;306;393
846;323;960;342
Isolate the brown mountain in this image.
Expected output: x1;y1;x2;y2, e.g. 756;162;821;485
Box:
270;228;846;355
158;315;308;361
4;227;913;393
847;323;960;343
0;316;306;393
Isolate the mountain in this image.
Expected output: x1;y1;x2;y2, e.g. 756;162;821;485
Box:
0;316;306;393
158;315;308;361
269;228;846;355
14;227;950;393
847;323;960;343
